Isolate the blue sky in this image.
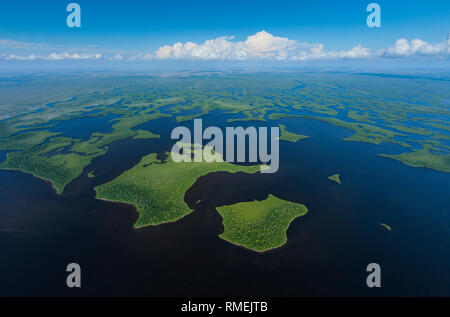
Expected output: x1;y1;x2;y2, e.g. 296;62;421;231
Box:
0;0;449;68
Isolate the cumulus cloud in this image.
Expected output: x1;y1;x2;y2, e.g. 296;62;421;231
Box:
379;37;448;57
154;31;321;61
149;31;449;61
151;31;373;61
241;31;297;60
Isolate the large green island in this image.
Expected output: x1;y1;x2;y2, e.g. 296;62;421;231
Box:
216;195;308;252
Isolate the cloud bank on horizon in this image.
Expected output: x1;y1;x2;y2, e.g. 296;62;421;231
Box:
1;31;449;62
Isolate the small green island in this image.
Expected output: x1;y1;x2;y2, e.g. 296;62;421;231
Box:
216;195;308;252
328;174;341;184
95;144;263;227
278;124;309;143
380;223;392;231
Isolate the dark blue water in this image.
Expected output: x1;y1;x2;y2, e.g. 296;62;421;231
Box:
45;113;119;140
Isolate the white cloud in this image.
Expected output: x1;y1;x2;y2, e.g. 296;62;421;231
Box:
243;31;297;60
154;31;301;61
1;31;449;63
150;31;449;61
151;31;374;61
0;52;103;61
46;52;103;60
290;44;372;61
1;53;39;61
379;38;448;57
340;44;372;58
155;36;244;60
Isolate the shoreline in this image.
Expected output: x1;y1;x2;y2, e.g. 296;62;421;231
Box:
0;166;63;195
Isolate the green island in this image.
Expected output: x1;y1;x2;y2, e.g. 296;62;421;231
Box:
216;195;308;252
133;129;160;140
328;174;341;184
278;124;309;143
380;223;392;231
380;146;450;173
95;144;263;227
0;130;93;193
